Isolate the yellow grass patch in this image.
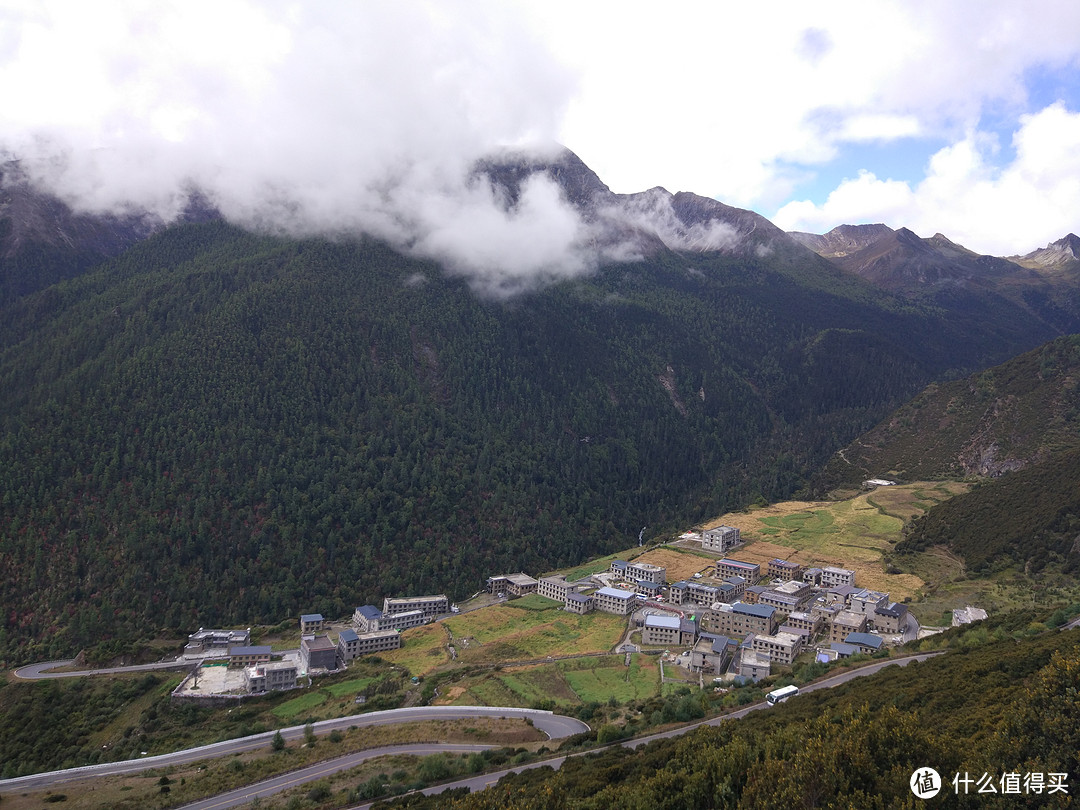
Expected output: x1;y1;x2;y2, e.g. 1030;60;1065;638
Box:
695;483;966;601
633;547;713;581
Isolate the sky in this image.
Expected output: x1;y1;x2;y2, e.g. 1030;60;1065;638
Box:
2;1;1080;290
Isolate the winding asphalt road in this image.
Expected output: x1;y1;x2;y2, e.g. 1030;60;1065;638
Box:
0;706;588;794
3;653;943;806
346;651;946;809
14;658;195;679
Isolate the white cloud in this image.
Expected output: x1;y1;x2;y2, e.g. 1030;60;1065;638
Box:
774;103;1080;254
3;0;1080;269
0;1;594;294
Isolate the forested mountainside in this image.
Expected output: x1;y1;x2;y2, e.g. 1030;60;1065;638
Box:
815;335;1080;491
897;447;1080;574
389;625;1080;810
0;213;1068;664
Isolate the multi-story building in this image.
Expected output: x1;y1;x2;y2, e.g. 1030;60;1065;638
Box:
383;595;448;619
751;631;804;665
690;633;735;673
184;628;250;656
352;629;401;656
781;610;822;637
759;579;812;611
738;648;771;681
669;579;720;607
767;558;804;582
873;601;909;633
352;605;426;633
299;613;325;635
301;634;338;672
802;567;823;586
702;526;742;553
723;576;747;600
820;567;856;588
844;632;885;655
642;614;697;647
338;628;362;664
812;603;842;624
718;559;761;584
824;584;862;606
228;645;272;669
564;592;594;614
742;585;768;604
594;586;636;615
849;589;889;618
830;610;868;642
339;628;401;663
757;590;802;617
245;660;298;693
485;574;539;597
702;601;777;637
537;576;572;603
610;560;667;585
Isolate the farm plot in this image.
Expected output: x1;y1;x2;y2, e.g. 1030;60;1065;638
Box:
438;654;659;708
633;547;715;581
702;484;969;599
446;602;625;665
380;623;451;677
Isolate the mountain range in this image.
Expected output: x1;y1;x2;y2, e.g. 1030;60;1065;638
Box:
1;147;1078;664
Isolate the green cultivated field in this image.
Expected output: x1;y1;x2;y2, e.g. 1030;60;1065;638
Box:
445;600;626;665
442;654;660;707
380;623;451;677
271;690;328;719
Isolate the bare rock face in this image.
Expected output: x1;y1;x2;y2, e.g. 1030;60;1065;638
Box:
474;147;811;261
790;222;1031;291
789;223;894;258
1012;233;1080;271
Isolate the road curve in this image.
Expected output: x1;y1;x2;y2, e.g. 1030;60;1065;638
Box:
175;743;497;810
347;652;946;809
0;706;588;793
14;659;195;679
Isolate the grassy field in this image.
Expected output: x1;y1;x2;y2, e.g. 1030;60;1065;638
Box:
437;654;660;708
559;548;639;582
633;547;715;581
379;623;451;677
324;676;377;698
706;482;972;600
559;654;660;703
271;689;328;719
445;601;626;666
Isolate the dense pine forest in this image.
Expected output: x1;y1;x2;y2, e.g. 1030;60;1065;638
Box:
0;219;1068;664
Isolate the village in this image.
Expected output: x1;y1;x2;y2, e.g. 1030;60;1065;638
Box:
169;524;987;702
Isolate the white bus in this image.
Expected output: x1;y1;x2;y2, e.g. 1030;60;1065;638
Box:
766;685;799;705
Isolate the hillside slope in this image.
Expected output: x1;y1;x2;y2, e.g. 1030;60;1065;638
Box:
813;334;1080;491
0;214;1067;664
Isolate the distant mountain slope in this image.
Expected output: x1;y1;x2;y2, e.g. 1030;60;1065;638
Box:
896;446;1080;572
1;148;1077;664
814;334;1080;492
0;213;1067;665
1010;233;1080;274
793;223;1080;339
0;163;218;304
790;223;1031;290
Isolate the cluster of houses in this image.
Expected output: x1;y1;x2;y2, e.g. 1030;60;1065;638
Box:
182;523;918;699
183;594;451;696
485;525;910;682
